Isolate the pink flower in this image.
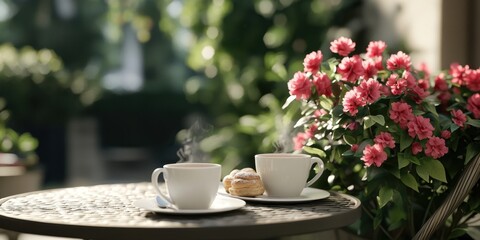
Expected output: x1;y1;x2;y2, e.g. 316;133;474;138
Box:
411;142;422;155
411;85;429;104
380;85;391;96
314;109;328;117
451;109;467;127
438;91;452;105
342;89;365;116
312;73;332;97
303;51;323;73
407;116;434;140
374;132;395;149
465;69;480;91
386;74;407;95
389;102;414;129
338;56;364;83
425;137;448;159
362;59;378;80
351;144;359;152
346;122;358;130
330;37;356;56
361;144;388;167
403;71;417;88
441;130;451;139
373;57;384;70
356;78;382;104
467;93;480;119
343;121;358;130
449;63;470;86
417;79;429;91
288;72;311;100
305;124;318;138
366;41;387;58
293;132;308;151
387;51;411;71
434;73;449;91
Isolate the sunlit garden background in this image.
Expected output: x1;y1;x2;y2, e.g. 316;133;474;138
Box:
0;0;479;239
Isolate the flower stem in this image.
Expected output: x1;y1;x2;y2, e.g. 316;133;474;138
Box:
421;195;434;225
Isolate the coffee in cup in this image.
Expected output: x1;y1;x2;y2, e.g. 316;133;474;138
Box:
255;153;324;197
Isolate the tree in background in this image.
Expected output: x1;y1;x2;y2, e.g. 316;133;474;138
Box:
158;0;365;171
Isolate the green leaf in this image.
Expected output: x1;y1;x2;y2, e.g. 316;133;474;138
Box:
388;166;401;179
378;187;393;208
450;123;460;132
465;143;480;165
448;228;468;239
423;101;438;117
397;153;409;169
293;116;310;128
327;58;338;72
416;164;430;182
364;116;376;129
282;95;297;109
409;156;421;165
370;115;385;126
424;158;447;183
401;172;419;192
331;105;343;118
333;128;346;140
341;150;354;157
303;146;326;158
319;97;333;111
387;203;407;229
400;132;414;151
413;109;426;116
466;118;480;128
343;134;356;145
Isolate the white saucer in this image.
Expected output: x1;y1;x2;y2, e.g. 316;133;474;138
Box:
133;195;246;215
218;187;330;203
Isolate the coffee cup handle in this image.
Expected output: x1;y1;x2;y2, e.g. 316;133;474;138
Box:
151;168;174;205
306;157;324;187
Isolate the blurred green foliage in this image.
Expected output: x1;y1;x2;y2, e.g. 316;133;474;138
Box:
0;43;101;125
0;0;365;177
0;97;38;167
158;0;365;171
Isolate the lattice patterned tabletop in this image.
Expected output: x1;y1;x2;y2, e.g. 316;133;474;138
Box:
0;182;361;240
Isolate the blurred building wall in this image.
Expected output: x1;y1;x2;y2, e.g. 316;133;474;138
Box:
441;0;480;68
364;0;442;72
365;0;480;72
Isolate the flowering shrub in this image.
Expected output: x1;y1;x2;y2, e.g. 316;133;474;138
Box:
284;37;480;239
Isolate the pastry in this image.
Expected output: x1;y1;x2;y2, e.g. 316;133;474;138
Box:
223;168;264;197
222;169;239;192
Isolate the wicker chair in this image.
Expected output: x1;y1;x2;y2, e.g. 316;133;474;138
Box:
413;153;480;240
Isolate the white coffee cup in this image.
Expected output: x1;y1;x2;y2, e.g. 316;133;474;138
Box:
255;153;324;198
151;163;221;209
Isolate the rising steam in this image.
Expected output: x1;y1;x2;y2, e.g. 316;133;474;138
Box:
176;119;213;163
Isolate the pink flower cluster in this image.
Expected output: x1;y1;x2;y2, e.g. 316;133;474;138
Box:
362;132;395;167
442;63;480;118
289;36;480;168
288;54;332;100
468;93;480;118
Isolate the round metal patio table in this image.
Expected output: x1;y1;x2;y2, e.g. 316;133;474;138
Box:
0;182;361;240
